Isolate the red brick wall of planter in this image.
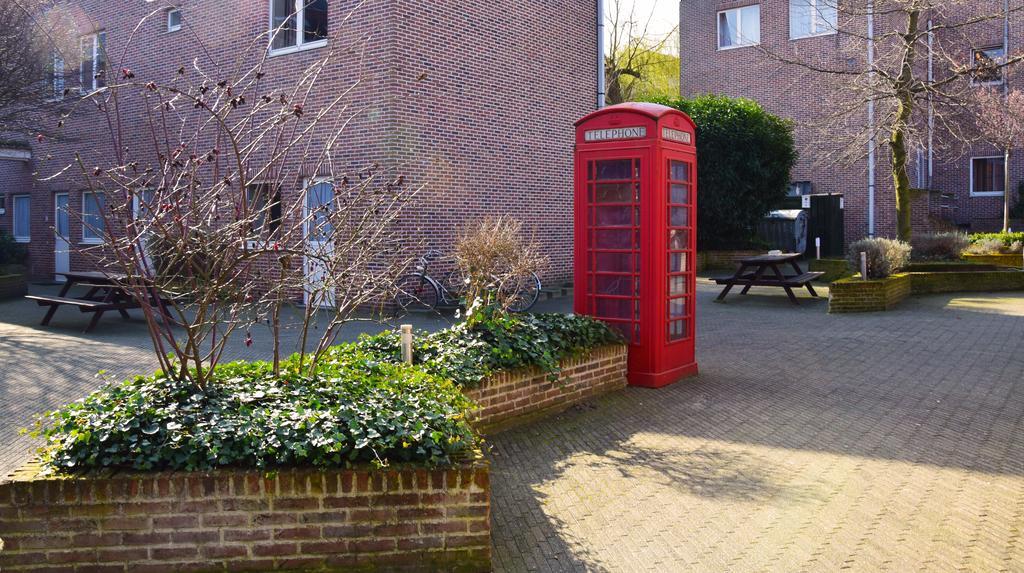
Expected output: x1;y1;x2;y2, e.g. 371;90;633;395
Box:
0;462;490;572
464;344;628;433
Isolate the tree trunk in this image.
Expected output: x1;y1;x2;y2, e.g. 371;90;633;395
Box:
890;129;914;241
1004;148;1012;233
888;9;920;243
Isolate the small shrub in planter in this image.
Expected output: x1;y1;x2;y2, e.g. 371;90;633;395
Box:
967;232;1024;255
910;232;969;261
355;311;623;388
847;238;912;279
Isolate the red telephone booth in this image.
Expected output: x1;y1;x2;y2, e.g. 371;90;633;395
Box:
574;102;698;388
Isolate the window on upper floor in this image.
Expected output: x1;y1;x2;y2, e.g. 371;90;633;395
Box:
971;156;1005;196
12;195;30;242
971;46;1006;86
790;0;837;39
80;32;106;94
167;8;182;32
718;5;760;50
49;51;66;100
270;0;328;54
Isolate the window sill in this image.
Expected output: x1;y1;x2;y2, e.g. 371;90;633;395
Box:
80;239;105;245
717;43;760;51
790;30;838;41
970;191;1005;197
268;39;328;58
14;237;30;244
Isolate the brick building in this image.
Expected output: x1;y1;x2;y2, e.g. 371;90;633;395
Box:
681;0;1022;243
0;1;599;289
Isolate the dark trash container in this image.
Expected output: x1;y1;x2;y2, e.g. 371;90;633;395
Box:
757;209;809;254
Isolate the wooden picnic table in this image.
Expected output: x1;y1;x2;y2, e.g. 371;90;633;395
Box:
25;271;171;332
713;253;823;305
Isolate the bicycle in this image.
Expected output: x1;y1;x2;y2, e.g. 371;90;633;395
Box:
394;250;542;314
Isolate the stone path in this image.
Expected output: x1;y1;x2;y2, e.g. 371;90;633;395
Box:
3;279;1024;571
489;286;1024;571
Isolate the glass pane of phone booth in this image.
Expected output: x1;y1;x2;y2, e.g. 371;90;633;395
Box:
667;159;693;342
586;158;641;343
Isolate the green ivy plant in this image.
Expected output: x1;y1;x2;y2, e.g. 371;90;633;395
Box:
30;351;477;474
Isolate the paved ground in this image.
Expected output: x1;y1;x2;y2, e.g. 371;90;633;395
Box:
3;278;1024;571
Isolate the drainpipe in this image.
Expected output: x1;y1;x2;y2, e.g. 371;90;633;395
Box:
867;0;876;237
597;0;606;108
928;19;934;187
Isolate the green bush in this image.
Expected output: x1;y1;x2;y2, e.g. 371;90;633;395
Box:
847;238;912;279
32;351;477;474
0;230;28;266
355;311;623;388
968;232;1024;253
910;232;969;261
646;94;798;249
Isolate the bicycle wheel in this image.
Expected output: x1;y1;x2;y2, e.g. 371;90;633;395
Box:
394;273;441;313
504;272;542;313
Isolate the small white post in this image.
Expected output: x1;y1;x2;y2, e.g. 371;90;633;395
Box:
400;324;413;365
860;252;869;280
815;237;822;260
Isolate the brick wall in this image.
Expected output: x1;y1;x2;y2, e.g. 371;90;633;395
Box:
909;269;1024;294
464;344;627;433
828;273;912;313
0;462;490;572
2;0;597;284
680;0;1024;242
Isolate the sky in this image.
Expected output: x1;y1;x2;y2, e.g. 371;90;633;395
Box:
616;0;680;40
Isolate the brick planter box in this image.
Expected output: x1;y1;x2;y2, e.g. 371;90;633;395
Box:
909;270;1024;294
808;259;852;283
963;253;1024;269
464;344;627;433
0;462;490;572
828;274;911;313
0;264;28;297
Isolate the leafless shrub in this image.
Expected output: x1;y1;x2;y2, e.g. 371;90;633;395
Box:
454;216;548;315
42;2;416;387
910;232;969;261
848;237;912;279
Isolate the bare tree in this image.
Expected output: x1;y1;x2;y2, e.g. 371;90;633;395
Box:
971;87;1024;232
42;2;417;387
605;0;679;104
759;0;1024;241
0;0;74;136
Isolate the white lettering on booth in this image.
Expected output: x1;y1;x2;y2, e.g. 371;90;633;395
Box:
661;127;692;144
584;126;647;142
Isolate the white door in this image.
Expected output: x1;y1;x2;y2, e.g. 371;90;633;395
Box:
54;193;70;281
304;180;336;308
133;190;155;274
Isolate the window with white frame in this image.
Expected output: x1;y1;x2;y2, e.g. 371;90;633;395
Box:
80;32;106;93
50;51;66;99
970;156;1005;196
971;46;1006;85
12;195;30;242
167;8;182;32
270;0;328;54
82;191;106;242
718;5;760;49
788;181;813;197
790;0;837;39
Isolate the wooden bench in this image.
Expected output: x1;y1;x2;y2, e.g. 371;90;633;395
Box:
714;254;824;305
26;294;133;332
